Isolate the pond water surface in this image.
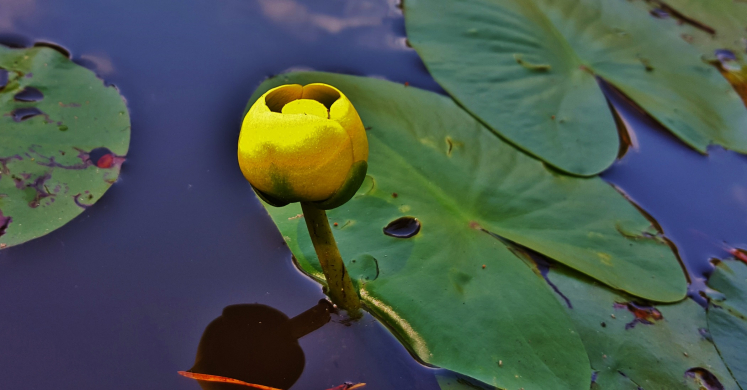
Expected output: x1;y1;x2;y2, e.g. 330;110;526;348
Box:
0;1;745;389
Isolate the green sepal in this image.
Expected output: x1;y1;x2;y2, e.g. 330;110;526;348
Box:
252;185;290;208
314;160;368;210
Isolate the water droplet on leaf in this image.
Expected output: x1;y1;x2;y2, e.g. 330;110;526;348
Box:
11;107;43;122
650;8;669;18
14;87;44;102
715;49;741;72
383;217;421;238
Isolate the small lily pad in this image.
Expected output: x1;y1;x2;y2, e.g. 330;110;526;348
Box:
0;45;130;249
250;72;687;389
707;259;747;388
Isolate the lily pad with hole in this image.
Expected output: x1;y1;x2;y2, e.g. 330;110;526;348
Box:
530;255;738;390
402;0;747;176
0;45;130;249
707;259;747;388
249;72;687;388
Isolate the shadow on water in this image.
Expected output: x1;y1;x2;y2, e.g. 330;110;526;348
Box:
184;300;332;390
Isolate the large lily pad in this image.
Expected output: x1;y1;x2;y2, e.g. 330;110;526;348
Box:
536;257;738;390
250;72;686;388
707;259;747;388
0;45;130;249
403;0;747;176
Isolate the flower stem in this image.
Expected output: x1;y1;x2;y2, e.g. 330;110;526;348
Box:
300;202;362;318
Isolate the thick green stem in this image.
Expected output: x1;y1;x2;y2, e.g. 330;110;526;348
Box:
300;202;362;318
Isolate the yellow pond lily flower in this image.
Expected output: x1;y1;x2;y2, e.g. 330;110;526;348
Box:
238;83;368;209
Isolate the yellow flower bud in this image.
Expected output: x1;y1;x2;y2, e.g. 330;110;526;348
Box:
238;83;369;209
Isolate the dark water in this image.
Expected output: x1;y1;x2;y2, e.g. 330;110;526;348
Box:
0;1;745;389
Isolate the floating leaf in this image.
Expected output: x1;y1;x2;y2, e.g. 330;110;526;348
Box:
0;45;130;249
250;72;686;388
707;259;747;388
402;0;747;175
530;256;738;390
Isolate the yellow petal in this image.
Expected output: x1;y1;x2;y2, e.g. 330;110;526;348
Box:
304;83;369;163
281;98;328;118
329;95;368;163
238;111;353;202
237;82;367;204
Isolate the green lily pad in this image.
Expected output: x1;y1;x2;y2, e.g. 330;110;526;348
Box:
403;0;747;175
0;45;130;249
436;256;739;390
249;72;687;388
629;0;747;105
707;259;747;388
532;256;738;390
633;0;747;63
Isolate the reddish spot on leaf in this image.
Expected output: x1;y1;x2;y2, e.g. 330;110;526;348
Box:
614;301;663;329
727;247;747;264
88;147;115;168
96;153;114;168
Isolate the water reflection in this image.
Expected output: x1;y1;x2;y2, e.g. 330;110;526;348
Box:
217;0;408;51
183;300;333;390
0;0;36;30
257;0;382;36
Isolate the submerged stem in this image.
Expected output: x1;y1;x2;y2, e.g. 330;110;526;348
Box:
300;202;362;318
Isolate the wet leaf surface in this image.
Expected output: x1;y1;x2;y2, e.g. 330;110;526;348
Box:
631;0;747;64
251;72;687;389
628;0;747;106
402;0;747;175
532;255;738;390
707;259;747;388
0;45;130;249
